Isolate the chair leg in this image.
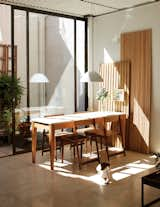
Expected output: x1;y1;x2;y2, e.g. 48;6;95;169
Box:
55;148;57;160
85;139;88;153
42;133;45;156
123;148;126;156
73;146;76;158
95;137;100;163
80;141;83;159
103;137;109;161
76;144;81;169
61;144;64;163
90;137;93;154
100;137;103;150
121;136;126;156
119;118;126;157
106;145;109;161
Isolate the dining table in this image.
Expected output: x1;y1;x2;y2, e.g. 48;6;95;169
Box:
31;111;126;170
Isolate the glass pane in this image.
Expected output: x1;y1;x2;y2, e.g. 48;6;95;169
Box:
45;16;75;115
0;5;12;156
76;20;85;112
14;10;27;153
29;13;75;118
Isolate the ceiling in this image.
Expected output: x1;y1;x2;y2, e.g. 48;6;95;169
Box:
0;0;159;17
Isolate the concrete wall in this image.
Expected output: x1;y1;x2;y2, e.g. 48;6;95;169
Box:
92;3;160;152
45;16;75;114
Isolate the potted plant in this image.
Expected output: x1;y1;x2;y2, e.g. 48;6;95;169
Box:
0;74;23;134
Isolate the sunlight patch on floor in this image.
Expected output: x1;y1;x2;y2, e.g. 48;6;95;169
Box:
112;172;130;181
111;159;155;181
38;159;73;171
37;155;156;184
57;171;107;186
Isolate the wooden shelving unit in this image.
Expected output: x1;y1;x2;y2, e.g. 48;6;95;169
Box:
0;44;17;75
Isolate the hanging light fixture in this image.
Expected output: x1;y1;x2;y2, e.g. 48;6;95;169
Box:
80;71;103;83
30;73;49;83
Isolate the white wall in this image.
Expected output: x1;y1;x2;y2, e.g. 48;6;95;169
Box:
0;5;11;44
93;3;160;152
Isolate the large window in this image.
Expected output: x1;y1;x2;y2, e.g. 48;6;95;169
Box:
0;4;87;155
76;20;85;112
0;5;12;157
12;7;86;153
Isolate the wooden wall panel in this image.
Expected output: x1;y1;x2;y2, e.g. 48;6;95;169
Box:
120;29;152;153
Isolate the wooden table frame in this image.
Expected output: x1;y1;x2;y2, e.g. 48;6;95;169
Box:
32;112;126;170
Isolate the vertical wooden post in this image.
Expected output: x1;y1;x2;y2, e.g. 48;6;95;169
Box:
119;114;126;151
49;124;55;170
32;122;37;163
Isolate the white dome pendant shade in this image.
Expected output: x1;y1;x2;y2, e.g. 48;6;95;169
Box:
30;73;49;83
80;72;103;83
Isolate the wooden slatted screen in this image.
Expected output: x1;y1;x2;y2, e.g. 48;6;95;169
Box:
0;44;17;75
98;61;130;148
98;61;130;116
121;29;152;153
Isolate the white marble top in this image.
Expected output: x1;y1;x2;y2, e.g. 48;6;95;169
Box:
32;111;125;125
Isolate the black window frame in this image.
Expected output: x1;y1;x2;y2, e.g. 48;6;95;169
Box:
7;4;88;154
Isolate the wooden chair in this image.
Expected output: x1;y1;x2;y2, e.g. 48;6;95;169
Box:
74;118;95;153
54;121;86;168
42;115;86;168
85;116;126;161
41;114;64;156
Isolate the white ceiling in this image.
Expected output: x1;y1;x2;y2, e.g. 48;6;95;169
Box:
0;0;159;17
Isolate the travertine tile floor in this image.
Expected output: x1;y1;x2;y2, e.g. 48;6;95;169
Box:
0;148;159;207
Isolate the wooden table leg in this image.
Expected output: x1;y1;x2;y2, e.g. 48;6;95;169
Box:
141;180;144;207
32;122;37;163
120;114;126;154
49;125;55;170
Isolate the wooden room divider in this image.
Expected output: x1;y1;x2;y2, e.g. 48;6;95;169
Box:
98;61;130;147
0;44;17;75
121;29;152;153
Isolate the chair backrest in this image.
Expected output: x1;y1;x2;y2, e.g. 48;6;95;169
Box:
95;117;105;131
104;115;121;135
104;115;119;123
94;115;121;134
54;121;76;133
74;119;95;129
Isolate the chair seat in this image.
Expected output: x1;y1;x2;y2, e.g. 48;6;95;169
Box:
85;128;116;137
64;134;85;144
76;127;95;136
85;129;104;137
56;131;75;139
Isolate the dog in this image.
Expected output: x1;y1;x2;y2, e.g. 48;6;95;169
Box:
96;162;111;184
154;153;160;169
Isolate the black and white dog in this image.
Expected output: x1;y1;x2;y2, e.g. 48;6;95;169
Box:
96;162;111;184
154;153;160;169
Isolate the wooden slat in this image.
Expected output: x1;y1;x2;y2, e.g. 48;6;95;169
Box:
120;29;152;153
